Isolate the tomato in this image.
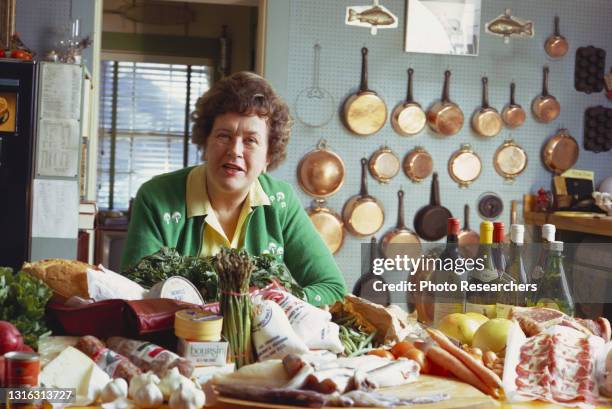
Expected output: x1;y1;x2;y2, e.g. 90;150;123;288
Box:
367;349;395;360
0;50;5;58
402;348;430;374
11;50;32;60
390;341;415;359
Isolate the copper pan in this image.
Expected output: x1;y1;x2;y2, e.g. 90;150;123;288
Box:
342;47;387;136
448;144;482;188
532;66;560;123
369;145;400;184
542;128;579;174
427;70;464;137
380;188;421;260
502;82;526;128
545;16;569;59
493;138;528;182
307;199;344;254
458;204;479;258
391;68;426;136
403;146;433;183
472;76;503;137
297;139;345;198
342;158;385;237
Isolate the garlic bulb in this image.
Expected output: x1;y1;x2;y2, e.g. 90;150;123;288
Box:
159;367;193;400
132;382;163;409
100;378;129;403
101;397;136;409
168;383;205;409
128;372;160;399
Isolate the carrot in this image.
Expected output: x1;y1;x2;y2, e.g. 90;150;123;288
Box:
426;345;493;396
426;328;503;396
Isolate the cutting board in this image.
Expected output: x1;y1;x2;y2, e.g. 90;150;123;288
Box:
211;375;499;409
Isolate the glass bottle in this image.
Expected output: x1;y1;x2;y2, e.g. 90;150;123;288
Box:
533;240;574;316
432;218;466;325
466;221;498;318
492;222;506;273
530;224;556;302
496;224;528;318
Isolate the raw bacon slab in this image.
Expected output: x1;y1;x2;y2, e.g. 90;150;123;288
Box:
511;307;611;341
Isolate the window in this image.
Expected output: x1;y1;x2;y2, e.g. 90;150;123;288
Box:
97;61;213;210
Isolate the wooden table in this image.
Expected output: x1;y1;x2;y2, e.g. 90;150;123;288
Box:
523;210;612;237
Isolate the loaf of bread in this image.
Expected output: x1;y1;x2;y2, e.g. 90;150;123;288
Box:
21;259;96;300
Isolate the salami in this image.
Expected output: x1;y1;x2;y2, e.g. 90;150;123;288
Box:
107;337;194;377
75;335;141;381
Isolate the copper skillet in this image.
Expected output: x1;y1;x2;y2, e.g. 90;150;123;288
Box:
532;66;560;123
342;47;387;136
342;158;385;237
542;128;579;174
369;145;400;184
427;70;464;136
502;82;526;128
391;68;426;136
297;139;345;198
403;146;433;183
472;76;502;138
307;199;344;254
545;16;569;59
458;204;479;258
380;188;421;260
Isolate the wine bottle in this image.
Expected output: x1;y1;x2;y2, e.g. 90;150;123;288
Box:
466;221;498;318
530;224;556;303
533;240;574;316
496;224;528;318
432;218;466;325
492;222;506;273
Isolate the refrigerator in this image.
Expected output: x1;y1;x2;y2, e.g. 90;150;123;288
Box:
0;60;37;270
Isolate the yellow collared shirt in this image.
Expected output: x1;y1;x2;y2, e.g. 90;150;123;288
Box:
186;164;270;257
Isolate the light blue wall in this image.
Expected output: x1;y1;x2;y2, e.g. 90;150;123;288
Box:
265;0;612;290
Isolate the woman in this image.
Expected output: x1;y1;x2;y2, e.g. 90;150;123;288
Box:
121;71;346;306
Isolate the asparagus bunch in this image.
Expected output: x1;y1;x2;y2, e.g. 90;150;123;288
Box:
215;247;255;368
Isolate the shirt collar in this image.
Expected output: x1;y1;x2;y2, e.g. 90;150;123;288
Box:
186;163;270;218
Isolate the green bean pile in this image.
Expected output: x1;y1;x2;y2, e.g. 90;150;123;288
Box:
336;316;378;357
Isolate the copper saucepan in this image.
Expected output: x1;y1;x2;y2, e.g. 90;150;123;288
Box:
307;199;344;254
544;16;569;59
532;66;560;123
427;70;464;137
472;76;503;137
369;145;400;184
542;128;579;174
502;82;526;129
297;139;345;198
391;68;426;136
342;47;387;136
403;146;433;183
343;158;385;237
380;188;421;260
458;204;479;258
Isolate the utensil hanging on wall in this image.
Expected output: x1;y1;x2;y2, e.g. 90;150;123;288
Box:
448;144;482;188
295;43;335;128
413;172;452;241
403;146;433;183
342;47;387;136
471;76;503;137
493;138;528;182
458;204;479;258
427;70;464;136
391;68;426;136
502;82;526;128
532;66;560;123
542;128;579;174
297;139;345;198
380;188;421;260
307;199;345;254
544;16;568;59
368;145;400;184
342;158;385;236
353;237;390;306
478;192;504;220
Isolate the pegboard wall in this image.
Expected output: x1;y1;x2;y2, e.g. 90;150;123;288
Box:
264;0;612;293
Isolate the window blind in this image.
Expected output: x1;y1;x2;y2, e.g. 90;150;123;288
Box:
97;61;212;210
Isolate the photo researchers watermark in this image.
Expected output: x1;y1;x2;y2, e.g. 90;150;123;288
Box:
370;279;537;293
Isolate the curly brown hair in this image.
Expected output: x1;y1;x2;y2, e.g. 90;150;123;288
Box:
191;71;292;170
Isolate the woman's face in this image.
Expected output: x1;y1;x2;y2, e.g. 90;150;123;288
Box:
204;112;270;197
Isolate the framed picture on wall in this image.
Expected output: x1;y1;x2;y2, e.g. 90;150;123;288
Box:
405;0;482;56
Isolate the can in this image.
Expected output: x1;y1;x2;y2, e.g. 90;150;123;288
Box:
175;309;223;341
146;277;204;305
4;352;40;387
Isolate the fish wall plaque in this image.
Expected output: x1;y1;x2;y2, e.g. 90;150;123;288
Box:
485;9;534;43
345;1;398;35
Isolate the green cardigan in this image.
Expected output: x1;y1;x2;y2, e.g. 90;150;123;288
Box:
121;167;347;306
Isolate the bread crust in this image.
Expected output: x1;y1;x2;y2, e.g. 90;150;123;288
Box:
21;259;95;300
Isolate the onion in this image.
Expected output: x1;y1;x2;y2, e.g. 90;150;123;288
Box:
0;321;24;354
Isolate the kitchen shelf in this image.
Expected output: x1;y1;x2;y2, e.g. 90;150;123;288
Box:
524;211;612;237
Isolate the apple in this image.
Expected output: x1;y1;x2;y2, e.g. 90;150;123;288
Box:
436;313;483;345
0;321;24;354
464;312;489;326
472;318;513;353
